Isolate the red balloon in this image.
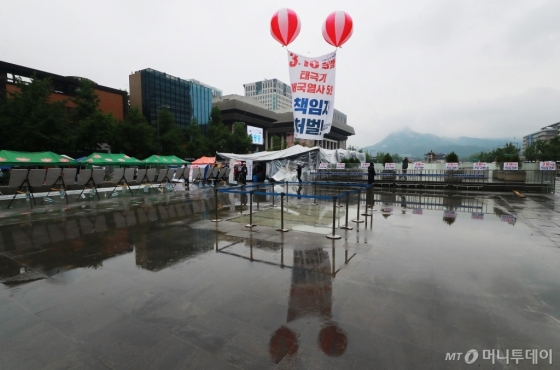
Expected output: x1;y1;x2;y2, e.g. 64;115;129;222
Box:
322;11;353;47
270;8;301;46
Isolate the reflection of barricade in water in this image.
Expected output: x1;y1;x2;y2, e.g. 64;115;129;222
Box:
216;182;370;239
309;169;556;193
369;191;487;213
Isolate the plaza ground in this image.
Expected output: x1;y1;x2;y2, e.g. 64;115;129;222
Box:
0;184;559;369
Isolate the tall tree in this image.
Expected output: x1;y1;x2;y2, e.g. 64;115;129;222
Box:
113;107;156;158
375;152;385;163
268;135;286;151
445;151;459;162
77;111;117;153
226;123;254;154
524;138;560;161
71;79;115;152
206;106;230;155
0;74;71;151
71;79;100;122
382;153;394;164
157;109;187;157
185;118;208;158
392;153;403;162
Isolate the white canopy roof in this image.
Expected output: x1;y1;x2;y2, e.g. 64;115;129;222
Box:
217;145;319;162
217;145;365;164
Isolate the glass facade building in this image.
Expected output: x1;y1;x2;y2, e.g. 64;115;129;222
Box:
130;69;214;130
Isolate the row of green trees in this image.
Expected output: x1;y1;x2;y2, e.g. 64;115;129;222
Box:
523;137;560;161
0;75;253;159
468;143;521;163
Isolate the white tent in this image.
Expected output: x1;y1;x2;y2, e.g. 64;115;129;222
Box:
217;145;365;182
217;145;365;164
216;145;318;162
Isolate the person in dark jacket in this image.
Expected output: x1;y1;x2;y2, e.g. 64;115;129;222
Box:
296;163;302;183
367;162;376;185
240;162;248;185
401;157;410;181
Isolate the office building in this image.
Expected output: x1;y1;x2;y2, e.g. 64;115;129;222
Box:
213;95;354;152
190;79;222;99
129;69;216;130
523;122;560;151
1;60;127;120
244;78;293;112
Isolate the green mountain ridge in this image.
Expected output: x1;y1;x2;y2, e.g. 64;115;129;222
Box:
360;128;522;159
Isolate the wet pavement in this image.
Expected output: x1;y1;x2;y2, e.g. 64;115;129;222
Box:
1;184;560;369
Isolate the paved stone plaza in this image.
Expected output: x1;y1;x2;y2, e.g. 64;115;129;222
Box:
0;185;559;369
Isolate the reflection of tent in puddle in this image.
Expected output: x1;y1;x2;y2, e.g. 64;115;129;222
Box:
494;207;516;225
381;207;392;219
443;210;457;225
500;214;516;225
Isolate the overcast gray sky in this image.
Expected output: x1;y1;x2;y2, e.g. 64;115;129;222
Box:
2;0;559;147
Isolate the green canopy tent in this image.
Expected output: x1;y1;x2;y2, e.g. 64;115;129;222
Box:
140;155;190;185
79;153;143;166
141;155;188;165
76;153;143;199
0;150;79;209
0;150;78;166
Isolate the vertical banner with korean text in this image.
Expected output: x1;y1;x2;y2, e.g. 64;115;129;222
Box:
288;50;336;140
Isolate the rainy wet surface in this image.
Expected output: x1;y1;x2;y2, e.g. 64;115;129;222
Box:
1;184;560;369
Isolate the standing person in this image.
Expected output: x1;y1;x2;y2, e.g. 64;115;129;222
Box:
366;162;376;210
296;163;302;183
367;162;376;185
233;163;239;183
401;157;410;181
240;162;248;185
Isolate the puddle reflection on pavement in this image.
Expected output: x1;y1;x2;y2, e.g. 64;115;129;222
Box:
0;187;560;369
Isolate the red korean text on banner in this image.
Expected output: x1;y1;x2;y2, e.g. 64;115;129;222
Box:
288;50;337;140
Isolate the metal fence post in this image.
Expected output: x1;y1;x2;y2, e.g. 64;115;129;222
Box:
312;181;319;205
336;183;343;207
277;192;289;232
362;186;372;217
245;190;256;228
211;187;222;222
240;185;244;215
327;196;341;239
352;189;364;223
340;192;353;230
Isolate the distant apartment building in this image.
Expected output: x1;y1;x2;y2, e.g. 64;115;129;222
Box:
523;122;560;151
129;69;221;130
244;78;292;111
243;78;348;143
1;60;127;120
